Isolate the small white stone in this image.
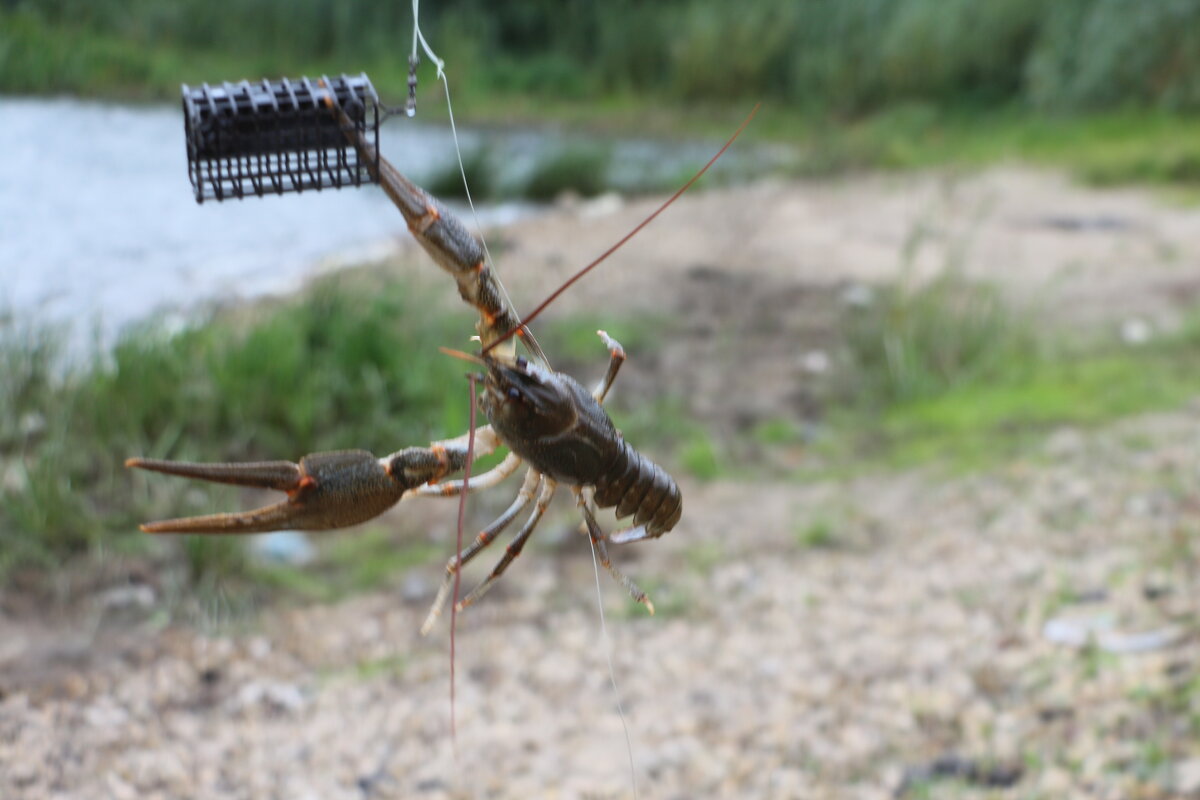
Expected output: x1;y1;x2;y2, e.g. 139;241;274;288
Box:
1176;757;1200;794
801;350;830;374
579;192;624;219
249;531;315;566
97;584;156;611
1121;317;1152;345
17;412;45;437
236;681;307;714
842;283;874;308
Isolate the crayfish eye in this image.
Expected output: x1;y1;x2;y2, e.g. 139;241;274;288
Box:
507;387;522;401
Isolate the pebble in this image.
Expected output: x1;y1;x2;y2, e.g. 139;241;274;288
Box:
97;584;156;611
1121;317;1153;345
1176;759;1200;795
249;531;316;566
234;681;307;714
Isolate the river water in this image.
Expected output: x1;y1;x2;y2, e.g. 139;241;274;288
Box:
0;97;518;351
0;96;776;352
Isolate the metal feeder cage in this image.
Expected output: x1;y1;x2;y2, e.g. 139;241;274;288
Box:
182;74;381;203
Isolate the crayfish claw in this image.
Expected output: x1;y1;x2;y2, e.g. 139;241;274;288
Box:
127;449;414;534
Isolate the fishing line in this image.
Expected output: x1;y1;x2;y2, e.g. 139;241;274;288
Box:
450;371;478;753
408;0;529;362
587;525;641;800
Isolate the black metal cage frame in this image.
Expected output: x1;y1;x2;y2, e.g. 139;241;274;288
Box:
182;74;381;203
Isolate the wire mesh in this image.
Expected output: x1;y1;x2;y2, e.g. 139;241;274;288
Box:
182;74;381;203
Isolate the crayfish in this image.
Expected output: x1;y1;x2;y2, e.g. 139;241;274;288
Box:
127;104;754;629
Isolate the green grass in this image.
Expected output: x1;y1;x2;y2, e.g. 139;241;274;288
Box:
813;276;1200;473
786;104;1200;189
0;273;476;585
751;418;802;447
6;248;1200;600
796;518;838;550
10;0;1200;114
857;352;1200;470
6;264;1200;595
255;527;441;602
423;148;498;201
538;312;666;364
837;269;1036;406
0;269;702;592
521;146;611;200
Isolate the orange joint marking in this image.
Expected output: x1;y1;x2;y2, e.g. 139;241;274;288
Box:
415;203;440;234
473;261;486;273
288;475;318;499
427;445;451;483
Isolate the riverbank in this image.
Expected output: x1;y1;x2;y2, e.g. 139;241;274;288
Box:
5;164;1200;584
5;377;1200;799
5;157;1200;795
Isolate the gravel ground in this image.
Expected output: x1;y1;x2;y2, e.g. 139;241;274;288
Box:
4;409;1199;799
3;168;1200;798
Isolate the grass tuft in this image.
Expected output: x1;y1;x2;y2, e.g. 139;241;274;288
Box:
796;518;838;550
838;270;1038;408
521;147;611;201
423;148;498;201
819;274;1200;471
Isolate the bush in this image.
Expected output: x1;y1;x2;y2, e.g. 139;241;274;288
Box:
423;148;497;202
1033;0;1200;111
521;147;610;200
9;0;1200;111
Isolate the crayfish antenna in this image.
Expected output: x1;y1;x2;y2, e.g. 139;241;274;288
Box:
437;346;485;365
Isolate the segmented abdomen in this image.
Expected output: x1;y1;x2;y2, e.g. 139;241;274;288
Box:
592;439;681;536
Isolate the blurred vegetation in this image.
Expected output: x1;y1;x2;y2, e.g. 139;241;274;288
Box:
837;272;1035;407
0;275;703;590
5;0;1200;594
827;274;1200;470
521;147;611;201
423;147;497;201
5;1;1200;187
5;0;1200;113
0;277;472;584
6;267;1200;589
